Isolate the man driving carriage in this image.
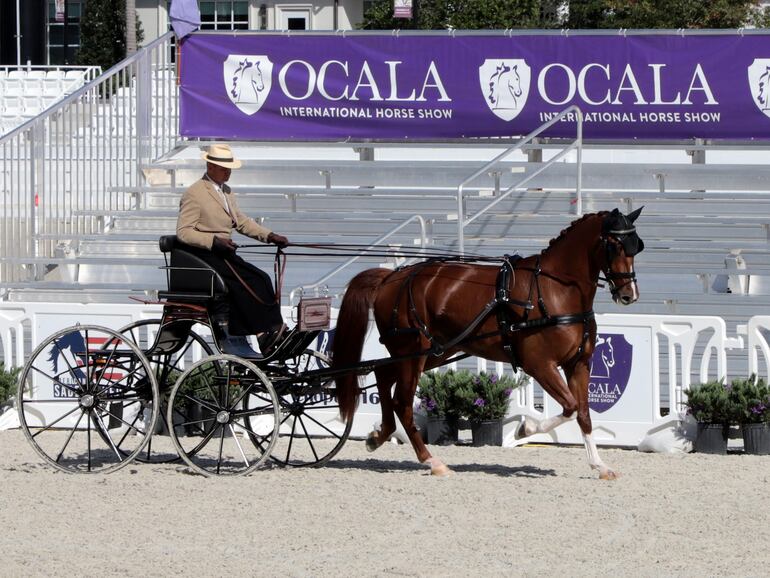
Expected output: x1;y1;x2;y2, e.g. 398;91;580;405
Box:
176;143;289;357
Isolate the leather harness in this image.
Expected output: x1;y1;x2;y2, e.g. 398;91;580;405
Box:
380;220;642;371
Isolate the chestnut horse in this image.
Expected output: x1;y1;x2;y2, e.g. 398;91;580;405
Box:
332;208;644;479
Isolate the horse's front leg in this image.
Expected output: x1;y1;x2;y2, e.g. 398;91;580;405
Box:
567;360;619;480
516;364;578;438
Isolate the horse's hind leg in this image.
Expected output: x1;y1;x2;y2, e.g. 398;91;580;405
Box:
392;358;450;477
567;360;619;480
365;365;398;453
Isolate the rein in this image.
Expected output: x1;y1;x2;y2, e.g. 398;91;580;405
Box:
225;249;286;307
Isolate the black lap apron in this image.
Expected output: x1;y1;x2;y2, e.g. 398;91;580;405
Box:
183;245;283;335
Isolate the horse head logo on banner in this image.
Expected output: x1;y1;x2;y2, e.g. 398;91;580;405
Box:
588;333;633;413
223;55;273;115
747;58;770;118
478;59;531;121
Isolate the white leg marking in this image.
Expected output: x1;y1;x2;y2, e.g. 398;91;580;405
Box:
524;413;574;436
583;432;619;479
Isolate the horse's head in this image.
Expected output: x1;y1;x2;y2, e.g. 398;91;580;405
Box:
48;330;88;376
600;207;644;306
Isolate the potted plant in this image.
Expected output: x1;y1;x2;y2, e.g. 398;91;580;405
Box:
0;362;21;414
683;379;735;454
727;376;770;455
417;369;467;445
456;371;526;447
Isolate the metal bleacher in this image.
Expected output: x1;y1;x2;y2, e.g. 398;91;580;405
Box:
2;32;770;348
0;66;101;135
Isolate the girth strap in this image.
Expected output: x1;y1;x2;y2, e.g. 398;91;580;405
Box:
507;310;595;332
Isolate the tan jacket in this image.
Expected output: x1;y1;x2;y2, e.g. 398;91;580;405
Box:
176;176;272;250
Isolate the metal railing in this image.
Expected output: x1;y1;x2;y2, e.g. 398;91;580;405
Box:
0;32;178;288
288;214;430;305
456;105;583;254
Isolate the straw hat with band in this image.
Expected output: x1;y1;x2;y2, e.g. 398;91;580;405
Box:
201;144;242;169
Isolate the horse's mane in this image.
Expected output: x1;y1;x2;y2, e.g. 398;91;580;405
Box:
541;211;606;255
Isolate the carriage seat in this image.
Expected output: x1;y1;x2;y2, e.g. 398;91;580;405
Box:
158;235;228;301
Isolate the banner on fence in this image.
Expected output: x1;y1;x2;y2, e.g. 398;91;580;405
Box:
180;32;770;140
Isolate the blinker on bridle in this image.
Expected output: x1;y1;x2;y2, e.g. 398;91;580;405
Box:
599;225;642;294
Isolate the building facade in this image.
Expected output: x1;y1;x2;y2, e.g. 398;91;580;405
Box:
1;0;369;66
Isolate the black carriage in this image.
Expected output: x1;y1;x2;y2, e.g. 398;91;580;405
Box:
17;236;353;476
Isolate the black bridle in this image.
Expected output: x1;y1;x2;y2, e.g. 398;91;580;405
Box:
599;227;641;297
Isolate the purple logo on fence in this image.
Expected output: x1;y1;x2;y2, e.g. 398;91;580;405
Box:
747;58;770;119
224;55;273;115
588;333;633;413
478;59;531;121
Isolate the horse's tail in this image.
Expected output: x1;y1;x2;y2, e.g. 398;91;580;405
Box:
333;268;391;423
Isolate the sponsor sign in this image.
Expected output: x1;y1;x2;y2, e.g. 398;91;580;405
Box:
394;0;413;19
180;32;770;140
588;333;633;413
543;325;653;426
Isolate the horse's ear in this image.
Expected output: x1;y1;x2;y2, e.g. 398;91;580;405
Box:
628;206;644;223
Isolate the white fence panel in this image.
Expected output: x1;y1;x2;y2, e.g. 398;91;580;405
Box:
747;316;770;380
503;313;730;448
0;304;741;446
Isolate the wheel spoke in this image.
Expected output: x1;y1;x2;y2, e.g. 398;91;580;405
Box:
229;424;250;467
30;404;82;438
55;409;86;462
92;411;124;461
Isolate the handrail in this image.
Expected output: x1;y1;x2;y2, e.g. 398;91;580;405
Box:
0;31;174;145
456;105;583;254
288;214;429;305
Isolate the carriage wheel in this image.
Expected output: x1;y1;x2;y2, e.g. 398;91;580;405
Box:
264;349;353;468
104;319;214;463
17;325;159;474
167;354;280;476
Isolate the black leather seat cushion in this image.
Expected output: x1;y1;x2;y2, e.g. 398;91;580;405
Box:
159;235;227;296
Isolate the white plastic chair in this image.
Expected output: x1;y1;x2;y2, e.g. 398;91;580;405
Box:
43;70;65;97
2;95;22;116
63;69;86;94
21;95;41;117
5;70;24;97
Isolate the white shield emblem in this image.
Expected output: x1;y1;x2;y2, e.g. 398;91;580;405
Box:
747;58;770;119
478;59;531;121
223;55;273;115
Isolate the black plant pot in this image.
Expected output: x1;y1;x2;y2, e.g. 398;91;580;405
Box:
471;419;503;447
694;422;728;454
426;415;459;445
742;422;770;455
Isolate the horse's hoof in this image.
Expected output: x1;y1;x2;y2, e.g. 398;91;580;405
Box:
431;463;452;477
515;419;530;440
426;458;452;477
599;469;620;480
365;433;379;453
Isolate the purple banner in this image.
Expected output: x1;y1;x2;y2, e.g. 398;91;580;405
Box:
180;33;770;140
588;333;633;413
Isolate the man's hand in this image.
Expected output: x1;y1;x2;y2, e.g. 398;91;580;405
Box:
267;232;289;248
212;236;238;257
